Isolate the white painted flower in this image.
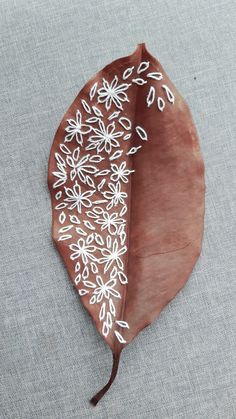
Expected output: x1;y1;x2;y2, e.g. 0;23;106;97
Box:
98;75;130;110
66;149;97;183
89;275;121;304
96;211;125;235
86;207;125;234
110;161;134;183
65;110;92;144
69;236;97;264
87;120;123;154
102;181;127;210
98;236;127;272
64;181;95;212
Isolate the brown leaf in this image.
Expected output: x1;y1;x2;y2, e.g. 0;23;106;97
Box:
48;43;205;404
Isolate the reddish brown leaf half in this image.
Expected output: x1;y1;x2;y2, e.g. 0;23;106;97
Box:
48;43;205;405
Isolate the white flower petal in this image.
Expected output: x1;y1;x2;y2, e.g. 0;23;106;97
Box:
114;330;126;344
122;66;134;80
89;82;98;100
109;299;116;316
78;289;88;296
147;86;155;108
132;78;147;85
115;320;129;328
137;61;150;74
59;211;66;224
162;84;175;104
102;321;109;337
147;72;163;81
135;126;148;141
118;271;128;284
157;97;165;112
81;99;91;113
58;234;72;241
118;117;131;130
99;302;106;321
83;280;96;288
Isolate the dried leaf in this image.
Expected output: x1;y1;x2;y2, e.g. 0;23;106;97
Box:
48;43;205;405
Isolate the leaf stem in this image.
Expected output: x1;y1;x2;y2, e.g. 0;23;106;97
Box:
90;352;120;406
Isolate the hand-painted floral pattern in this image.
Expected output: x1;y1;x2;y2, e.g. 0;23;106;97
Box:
103;181;127;210
65;181;95;212
52;59;175;344
66;147;98;185
89;275;121;304
65;110;92;144
69;235;97;264
86;120;123;154
110;162;134;183
98;236;127;273
97;75;130;111
95;211;125;235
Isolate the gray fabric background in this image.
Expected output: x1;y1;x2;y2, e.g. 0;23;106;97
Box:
0;0;235;418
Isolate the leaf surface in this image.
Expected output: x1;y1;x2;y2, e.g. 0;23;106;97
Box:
48;44;205;404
